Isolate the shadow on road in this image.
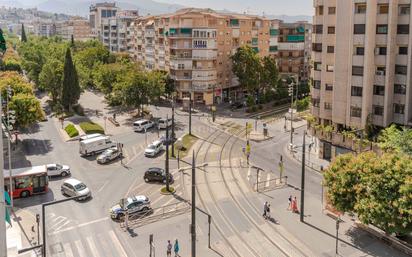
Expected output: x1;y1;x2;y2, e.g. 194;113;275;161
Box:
22;139;53;156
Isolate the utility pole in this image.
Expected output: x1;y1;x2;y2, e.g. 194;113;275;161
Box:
0;94;7;257
189;93;192;136
288;80;294;150
212;84;216;122
191;150;196;257
171;97;175;157
335;216;341;255
165;115;170;192
300;132;306;222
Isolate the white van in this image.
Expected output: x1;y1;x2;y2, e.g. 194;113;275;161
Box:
144;140;164;157
79;133;103;141
158;118;172;129
79;136;117;156
133;119;154;132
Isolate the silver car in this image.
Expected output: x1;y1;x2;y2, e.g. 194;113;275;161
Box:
97;147;122;164
61;178;91;201
46;163;70;177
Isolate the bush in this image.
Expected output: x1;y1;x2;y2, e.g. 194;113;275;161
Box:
79;122;104;134
64;124;79;138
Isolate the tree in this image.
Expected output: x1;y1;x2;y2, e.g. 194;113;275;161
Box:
324;152;412;235
70;34;75;47
39;58;63;104
378;124;412;155
92;63;128;95
21;24;27;42
8;93;44;128
261;56;280;92
61;47;80;111
0;71;33;99
231;46;261;99
0;28;7;53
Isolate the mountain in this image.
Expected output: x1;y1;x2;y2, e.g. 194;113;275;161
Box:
0;1;25;8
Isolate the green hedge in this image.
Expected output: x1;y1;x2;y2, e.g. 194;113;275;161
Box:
64;124;79;138
79;122;104;134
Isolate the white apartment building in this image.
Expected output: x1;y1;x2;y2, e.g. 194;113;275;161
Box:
312;0;412;132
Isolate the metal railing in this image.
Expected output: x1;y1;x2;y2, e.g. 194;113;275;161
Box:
253;176;288;192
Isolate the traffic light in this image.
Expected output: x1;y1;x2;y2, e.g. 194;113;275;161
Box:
288;84;294;97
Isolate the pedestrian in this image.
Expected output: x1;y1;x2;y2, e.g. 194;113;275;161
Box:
263;201;268;218
287;195;292;210
95;110;98;116
266;204;271;220
292;196;299;213
124;211;129;231
174;239;180;257
167;240;172;257
113;113;116;121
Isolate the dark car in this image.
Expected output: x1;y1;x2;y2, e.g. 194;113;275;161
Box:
144;167;174;184
230;102;244;110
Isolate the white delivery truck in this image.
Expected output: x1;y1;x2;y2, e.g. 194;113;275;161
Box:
79;136;117;156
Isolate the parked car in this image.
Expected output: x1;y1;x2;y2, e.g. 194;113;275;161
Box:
133;119;154;132
158;118;172;129
110;195;151;220
144;140;164;157
79;133;103;141
144;167;174;184
230;102;244;110
61;178;91;201
97;147;122;164
46;163;70;177
79;136;117;156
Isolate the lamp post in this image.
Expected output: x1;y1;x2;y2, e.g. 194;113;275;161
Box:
5;86;15;207
191;150;196;257
165;115;170;192
300;131;306;222
212;84;216;122
171;95;175;157
189;92;192;136
288;79;295;150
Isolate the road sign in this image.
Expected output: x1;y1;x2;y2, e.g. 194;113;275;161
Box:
246;144;251;155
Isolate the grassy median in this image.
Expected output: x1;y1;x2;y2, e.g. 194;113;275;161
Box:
169;133;198;159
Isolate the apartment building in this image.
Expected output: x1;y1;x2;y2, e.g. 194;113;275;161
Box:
56;19;91;41
278;22;312;82
33;21;56;37
132;8;281;105
89;2;118;41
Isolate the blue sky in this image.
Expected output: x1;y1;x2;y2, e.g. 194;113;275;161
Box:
157;0;313;16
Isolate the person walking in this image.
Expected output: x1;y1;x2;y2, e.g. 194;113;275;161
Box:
167;240;172;257
174;239;180;257
287;195;292;210
292;196;299;213
265;204;271;220
263;201;268;218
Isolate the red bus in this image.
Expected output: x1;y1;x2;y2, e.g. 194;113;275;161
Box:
4;165;49;198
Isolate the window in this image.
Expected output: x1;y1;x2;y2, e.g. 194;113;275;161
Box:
376;25;388;34
317;6;324;15
312;98;320;107
394;84;407;95
378;4;389;14
327;46;334;53
397;25;410;34
373;106;384;116
394;103;405;114
351;86;363;96
328;7;336;15
313;80;321;89
312;43;322;52
355;47;365;55
355;4;367;14
376;66;386;76
399;5;410;15
350;106;362;118
352;66;364;76
324;102;332;110
377;46;387;55
326;65;334;72
314;25;323;34
395;65;407;75
373;85;385;96
325;84;333;91
314;62;322;71
328;26;335;34
354;24;366;34
399;46;408;55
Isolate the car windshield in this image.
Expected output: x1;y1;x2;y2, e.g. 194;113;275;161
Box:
74;183;87;191
119;199;126;209
56;164;62;169
148;145;156;150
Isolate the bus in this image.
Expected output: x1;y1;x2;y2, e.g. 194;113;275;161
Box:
4;165;49;198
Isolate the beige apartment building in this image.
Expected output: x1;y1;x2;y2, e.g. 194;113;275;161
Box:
131;8;281;105
56;19;91;41
312;0;412;131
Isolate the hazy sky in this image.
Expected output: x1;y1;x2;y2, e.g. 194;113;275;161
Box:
156;0;314;16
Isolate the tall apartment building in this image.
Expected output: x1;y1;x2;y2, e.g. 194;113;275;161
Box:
33;21;56;37
278;22;312;82
312;0;412;132
56;19;91;41
89;2;118;41
132;8;281;105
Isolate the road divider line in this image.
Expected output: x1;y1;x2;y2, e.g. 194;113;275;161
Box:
97;181;109;193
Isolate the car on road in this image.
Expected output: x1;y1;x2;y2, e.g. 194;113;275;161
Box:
110;195;151;220
133;119;154;132
158;118;172;129
61;178;91;201
144;167;174;184
46;163;70;177
97;147;122;164
144;140;164;157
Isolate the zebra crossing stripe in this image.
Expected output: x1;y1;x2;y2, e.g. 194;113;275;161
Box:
86;236;101;257
74;240;87;257
63;242;74;257
266;174;271;188
109;230;128;257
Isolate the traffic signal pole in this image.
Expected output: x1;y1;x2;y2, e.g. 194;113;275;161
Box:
191;150;196;257
300;132;306;222
165;115;170;192
289;82;294;150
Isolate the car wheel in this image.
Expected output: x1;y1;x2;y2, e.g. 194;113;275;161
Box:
61;171;68;177
117;213;124;220
144;177;149;182
162;179;167;184
142;207;149;212
20;190;30;198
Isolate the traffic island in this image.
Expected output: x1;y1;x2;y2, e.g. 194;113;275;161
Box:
160;186;176;195
169;134;198;159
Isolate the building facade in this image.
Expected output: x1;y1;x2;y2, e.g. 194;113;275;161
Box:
312;0;412;131
89;2;118;41
131;8;284;105
33;21;56;37
56;19;91;41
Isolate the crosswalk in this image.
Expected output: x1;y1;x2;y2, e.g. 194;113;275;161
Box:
46;213;77;235
48;230;128;257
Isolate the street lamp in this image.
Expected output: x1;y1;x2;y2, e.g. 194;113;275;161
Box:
288;79;295;150
3;86;15;207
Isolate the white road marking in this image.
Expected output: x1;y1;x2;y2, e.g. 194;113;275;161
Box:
97;181;109;193
266;174;271;188
46;213;56;219
51;220;71;233
86;236;100;257
109;230;128;257
48;217;67;231
74;240;87;257
49;217;109;235
247;166;251;180
124;149;144;166
63;242;74;257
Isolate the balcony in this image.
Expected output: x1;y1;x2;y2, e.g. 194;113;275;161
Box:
192;71;217;81
170;75;192;81
170;55;192;60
